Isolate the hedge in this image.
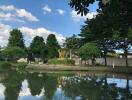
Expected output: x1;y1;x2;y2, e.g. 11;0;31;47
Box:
48;59;75;65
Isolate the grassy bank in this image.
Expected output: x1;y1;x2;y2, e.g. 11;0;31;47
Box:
27;64;132;74
0;61;27;70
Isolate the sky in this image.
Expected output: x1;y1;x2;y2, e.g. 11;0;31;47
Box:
0;0;98;47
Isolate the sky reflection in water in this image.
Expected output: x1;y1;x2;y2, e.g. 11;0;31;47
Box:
0;71;132;100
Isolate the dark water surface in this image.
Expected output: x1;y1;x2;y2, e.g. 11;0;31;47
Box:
0;70;132;100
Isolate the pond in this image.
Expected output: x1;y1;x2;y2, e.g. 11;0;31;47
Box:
0;70;132;100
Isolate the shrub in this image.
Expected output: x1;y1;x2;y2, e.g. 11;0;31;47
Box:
2;47;26;61
48;59;75;65
14;62;27;70
0;61;11;69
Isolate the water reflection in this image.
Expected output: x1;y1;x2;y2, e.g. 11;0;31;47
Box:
0;71;131;100
19;80;44;100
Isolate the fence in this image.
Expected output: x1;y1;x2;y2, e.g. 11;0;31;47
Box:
73;57;132;67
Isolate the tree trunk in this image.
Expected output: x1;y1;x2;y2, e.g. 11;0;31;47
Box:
124;48;128;67
92;58;95;66
69;49;72;59
104;55;107;66
104;51;107;66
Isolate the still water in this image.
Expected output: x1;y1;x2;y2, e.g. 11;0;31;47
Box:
0;70;132;100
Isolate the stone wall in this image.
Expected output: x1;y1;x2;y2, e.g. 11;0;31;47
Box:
96;57;132;67
73;57;132;67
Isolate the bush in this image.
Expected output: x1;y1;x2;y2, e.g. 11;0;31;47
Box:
48;59;75;65
0;61;12;69
2;47;26;61
14;62;27;70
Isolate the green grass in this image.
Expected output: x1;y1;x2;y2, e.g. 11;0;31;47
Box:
0;61;27;70
0;61;12;69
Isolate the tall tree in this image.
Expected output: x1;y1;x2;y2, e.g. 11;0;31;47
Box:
8;29;25;49
30;36;47;63
46;34;60;58
80;14;114;66
73;0;132;66
64;34;81;59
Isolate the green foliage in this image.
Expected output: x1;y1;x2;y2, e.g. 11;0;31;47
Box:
79;43;100;60
64;34;81;58
14;62;27;70
0;61;27;70
112;31;120;40
48;59;75;65
30;36;47;60
0;47;3;60
2;47;26;61
65;34;81;49
46;34;60;58
8;29;25;49
74;0;132;66
0;61;11;69
69;0;132;28
127;29;132;40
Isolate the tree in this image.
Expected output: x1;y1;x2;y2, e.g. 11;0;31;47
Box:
114;38;132;67
0;46;2;60
69;0;132;23
30;36;47;63
64;34;81;59
8;29;25;49
75;0;132;67
46;34;60;58
79;43;100;65
2;47;26;61
80;15;115;66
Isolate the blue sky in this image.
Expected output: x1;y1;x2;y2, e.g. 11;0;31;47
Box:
0;0;98;47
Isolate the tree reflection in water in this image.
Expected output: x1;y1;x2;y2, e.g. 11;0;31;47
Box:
27;72;58;100
27;73;44;96
2;71;25;100
61;74;132;100
0;71;131;100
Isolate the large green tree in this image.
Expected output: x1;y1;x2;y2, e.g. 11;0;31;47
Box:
80;14;115;66
64;34;81;59
79;43;100;65
8;29;25;49
0;46;1;60
30;36;47;63
46;34;60;58
71;0;132;67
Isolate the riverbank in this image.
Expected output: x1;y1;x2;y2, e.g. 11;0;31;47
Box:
27;64;132;74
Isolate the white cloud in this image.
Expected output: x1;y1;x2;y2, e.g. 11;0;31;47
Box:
57;9;65;15
0;12;15;19
16;9;38;21
20;27;65;46
0;5;39;22
42;5;52;14
0;24;11;47
0;5;15;11
0;24;65;47
71;10;97;22
0;12;25;23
